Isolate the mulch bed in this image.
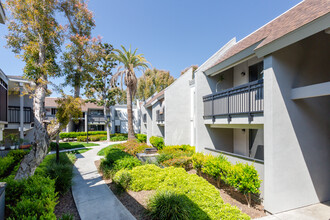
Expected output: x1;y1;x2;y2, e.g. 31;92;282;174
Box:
95;160;266;219
54;189;81;220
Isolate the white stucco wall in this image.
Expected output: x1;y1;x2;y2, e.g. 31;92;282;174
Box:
263;31;330;213
165;67;194;146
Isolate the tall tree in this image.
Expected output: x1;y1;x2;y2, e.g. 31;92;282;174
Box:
85;43;118;142
110;46;148;140
6;0;63;179
59;0;95;98
136;68;174;101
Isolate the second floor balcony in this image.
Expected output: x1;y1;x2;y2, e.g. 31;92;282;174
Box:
203;79;264;124
156;109;165;125
8;106;33;123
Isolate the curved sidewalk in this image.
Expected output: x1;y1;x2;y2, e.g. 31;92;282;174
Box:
72;141;135;220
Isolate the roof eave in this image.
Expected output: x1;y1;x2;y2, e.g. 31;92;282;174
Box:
205;41;262;76
255;13;330;58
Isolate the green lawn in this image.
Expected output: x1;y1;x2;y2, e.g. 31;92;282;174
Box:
50;142;99;151
97;144;119;156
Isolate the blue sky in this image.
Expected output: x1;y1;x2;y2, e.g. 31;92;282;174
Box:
0;0;301;97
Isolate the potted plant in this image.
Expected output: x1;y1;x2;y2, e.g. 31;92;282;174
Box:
17;138;25;149
0;140;5;150
6;134;18;150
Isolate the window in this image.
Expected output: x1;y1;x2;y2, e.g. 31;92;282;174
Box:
249;61;263;82
115;125;121;133
51;108;57;115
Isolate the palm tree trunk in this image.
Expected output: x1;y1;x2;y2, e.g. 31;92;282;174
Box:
15;78;49;179
126;86;135;140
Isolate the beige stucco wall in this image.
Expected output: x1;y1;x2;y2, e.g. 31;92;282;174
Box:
263;31;330;213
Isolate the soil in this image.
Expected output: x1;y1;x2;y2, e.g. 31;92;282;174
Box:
54;189;81;220
95;160;266;219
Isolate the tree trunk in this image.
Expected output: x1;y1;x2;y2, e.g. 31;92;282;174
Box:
126;86;135;140
74;84;80;98
104;104;110;142
15;80;49;179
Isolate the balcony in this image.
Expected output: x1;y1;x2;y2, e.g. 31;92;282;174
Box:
88;115;110;124
8;106;33;123
156;110;165;125
203;79;264;124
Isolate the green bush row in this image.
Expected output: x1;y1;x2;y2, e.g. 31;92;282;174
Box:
114;164;249;220
192;153;261;206
149;136;165;149
77;135;107;142
110;136;127;141
59;131;108;139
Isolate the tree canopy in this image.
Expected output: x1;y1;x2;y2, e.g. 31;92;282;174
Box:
136;68;174;101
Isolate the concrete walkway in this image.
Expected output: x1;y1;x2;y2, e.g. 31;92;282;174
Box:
71;141;135;220
256;201;330;220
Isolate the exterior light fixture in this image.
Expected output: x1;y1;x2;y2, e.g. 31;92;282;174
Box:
241;72;246;76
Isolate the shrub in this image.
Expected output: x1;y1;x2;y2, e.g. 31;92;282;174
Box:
77;135;107;142
0;156;15;179
77;136;88;142
227;163;261;207
0;150;29;179
113;169;132;190
35;153;75;194
126;165;249;220
136;134;147;143
7;150;29;162
156;153;173;163
202;154;231;188
147;190;190;220
115;141;149;156
161;156;192;170
149;136;165;149
59;131;107;139
110;136;127;141
5;175;57;219
100;147;141;179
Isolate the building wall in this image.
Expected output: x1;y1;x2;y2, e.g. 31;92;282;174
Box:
140;104;148;135
151;100;164;138
264;31;330;213
111;106;139;134
165;67;193;146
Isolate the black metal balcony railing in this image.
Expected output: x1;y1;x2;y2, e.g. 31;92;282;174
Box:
88;115;110;124
8;106;33;123
203;79;264;122
156;110;165;122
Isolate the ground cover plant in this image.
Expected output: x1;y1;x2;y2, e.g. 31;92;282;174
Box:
114;164;250;220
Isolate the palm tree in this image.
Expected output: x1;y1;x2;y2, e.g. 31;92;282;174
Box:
109;46;148;140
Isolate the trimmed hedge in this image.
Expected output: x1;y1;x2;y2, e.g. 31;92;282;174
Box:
77;135;107;142
60;131;107;139
110;136;127;141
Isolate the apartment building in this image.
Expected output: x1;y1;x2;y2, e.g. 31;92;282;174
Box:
3;76;34;144
45;97;140;134
140;90;165;144
142;0;330;214
0;70;8;143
